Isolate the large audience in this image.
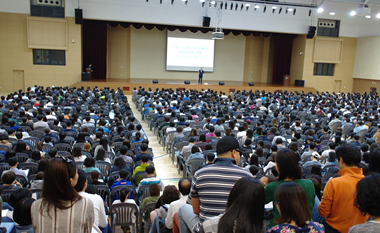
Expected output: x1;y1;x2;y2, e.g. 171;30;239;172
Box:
0;85;378;233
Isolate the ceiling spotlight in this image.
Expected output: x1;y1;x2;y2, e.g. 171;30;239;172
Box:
254;5;260;9
210;1;215;4
293;8;296;15
377;13;380;18
225;2;227;10
365;15;371;18
241;3;243;10
329;12;335;15
235;3;238;10
199;0;205;1
350;11;356;16
317;7;324;13
181;0;185;1
309;9;312;16
171;0;174;4
220;2;223;9
288;8;293;12
263;6;266;13
160;0;162;3
285;8;288;14
202;2;205;7
279;7;282;14
245;3;250;7
272;6;277;9
230;2;233;10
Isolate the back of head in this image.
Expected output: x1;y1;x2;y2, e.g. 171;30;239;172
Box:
218;177;265;233
276;149;302;180
145;165;155;175
119;169;129;180
149;183;160;197
161;185;180;205
336;145;361;167
13;198;35;226
2;171;16;185
354;173;380;217
7;157;18;167
141;143;148;152
141;154;150;163
369;148;380;173
178;178;191;196
120;145;128;155
274;182;310;227
73;169;87;192
206;152;215;163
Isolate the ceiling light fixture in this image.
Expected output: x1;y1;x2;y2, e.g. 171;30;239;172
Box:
293;8;296;15
350;10;356;16
309;9;312;16
365;15;371;18
377;13;380;18
317;7;323;13
329;12;335;15
279;7;282;14
263;6;266;13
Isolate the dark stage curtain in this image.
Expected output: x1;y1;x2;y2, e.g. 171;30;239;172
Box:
272;34;297;85
83;20;107;80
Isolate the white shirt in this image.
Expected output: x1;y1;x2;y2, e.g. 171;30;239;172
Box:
165;195;189;229
79;191;108;233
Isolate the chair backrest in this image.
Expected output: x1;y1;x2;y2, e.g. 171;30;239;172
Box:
258;157;266;166
320;156;329;165
188;158;206;177
16;153;29;164
195;142;207;151
330;121;341;133
30;188;43;199
57;151;72;157
95;185;111;204
137;184;152;204
64;136;76;146
15;175;28;187
322;164;340;180
0;163;10;174
24;137;39;148
112;142;123;152
18;163;39;175
76;162;85;170
29;130;44;140
65;131;78;138
110;202;139;226
111;185;137;203
42;143;53;151
133;171;147;185
105;151;116;164
21;126;32;133
95;161;111;176
0;145;10;152
1;190;16;203
54;143;72;152
34;127;46;133
140;202;156;223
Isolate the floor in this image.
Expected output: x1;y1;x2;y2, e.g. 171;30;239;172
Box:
113;96;181;233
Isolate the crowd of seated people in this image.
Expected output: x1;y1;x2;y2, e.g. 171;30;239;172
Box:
133;87;380;233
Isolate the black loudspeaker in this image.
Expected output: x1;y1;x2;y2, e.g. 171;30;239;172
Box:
75;9;83;24
295;80;305;87
370;87;377;95
219;82;225;85
153;80;158;84
203;16;211;27
249;82;255;86
307;26;316;39
184;81;190;84
81;72;90;81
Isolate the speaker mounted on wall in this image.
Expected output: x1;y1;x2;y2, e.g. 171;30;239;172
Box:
152;80;158;84
203;16;211;27
307;26;316;39
295;80;305;87
219;82;225;85
249;82;255;86
75;9;83;24
184;81;190;85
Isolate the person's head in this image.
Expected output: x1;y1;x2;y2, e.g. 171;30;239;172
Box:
59;131;66;140
7;157;18;167
328;151;336;162
141;154;150;163
119;188;132;202
161;185;180;205
31;150;41;161
145;165;155;176
276;149;302;181
335;145;361;169
83;142;91;152
274;182;311;227
95;148;106;161
216;136;241;164
218;177;265;233
369;148;380;173
118;169;129;180
120;145;129;155
2;170;16;185
42;157;81;211
178;178;191;196
73;169;87;192
149;183;160;197
354;173;380;218
206;152;215;163
13;198;35;226
249;165;259;176
84;157;95;168
15;141;27;152
114;157;126;169
307;178;321;200
35;171;44;180
90;170;100;181
72;146;82;158
191;145;200;154
140;143;148;152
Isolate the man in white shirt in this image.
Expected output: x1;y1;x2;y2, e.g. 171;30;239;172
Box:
74;169;108;233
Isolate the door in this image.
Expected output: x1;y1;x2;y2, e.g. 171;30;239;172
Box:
13;70;24;91
334;80;341;93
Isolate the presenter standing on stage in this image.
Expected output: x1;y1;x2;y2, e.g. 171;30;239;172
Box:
198;67;204;85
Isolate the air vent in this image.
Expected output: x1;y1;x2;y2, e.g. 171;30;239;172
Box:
318;20;335;28
35;0;62;7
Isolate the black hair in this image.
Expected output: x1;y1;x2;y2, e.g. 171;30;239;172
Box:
355;173;380;217
114;157;126;170
119;169;129;180
145;165;155;174
13;198;35;226
369;148;380;173
84;157;95;167
141;143;148;152
7;157;18;166
120;187;131;202
73;169;87;192
9;188;32;207
206;152;215;162
141;154;150;163
335;145;361;167
276;149;302;181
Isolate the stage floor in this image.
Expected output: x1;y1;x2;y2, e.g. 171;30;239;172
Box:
70;78;316;95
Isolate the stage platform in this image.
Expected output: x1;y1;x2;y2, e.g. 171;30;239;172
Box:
70;78;316;95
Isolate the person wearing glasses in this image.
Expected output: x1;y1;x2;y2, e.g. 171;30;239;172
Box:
30;157;94;233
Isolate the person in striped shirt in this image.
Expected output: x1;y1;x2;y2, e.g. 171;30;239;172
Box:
177;136;253;233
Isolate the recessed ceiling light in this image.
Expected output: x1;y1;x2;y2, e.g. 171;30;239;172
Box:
377;13;380;18
254;5;260;9
245;3;250;7
350;11;356;16
365;15;371;18
317;8;324;13
330;12;335;15
272;6;277;9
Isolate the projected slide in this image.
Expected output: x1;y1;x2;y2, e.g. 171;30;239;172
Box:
166;37;215;72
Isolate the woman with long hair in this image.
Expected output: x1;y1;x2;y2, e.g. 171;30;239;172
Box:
72;146;86;162
201;177;265;233
31;157;94;232
268;182;324;232
94;137;113;159
265;149;315;227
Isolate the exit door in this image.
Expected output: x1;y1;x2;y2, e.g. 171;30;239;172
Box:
13;70;24;91
334;80;341;93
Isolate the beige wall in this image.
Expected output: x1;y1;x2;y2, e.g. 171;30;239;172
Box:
107;25;131;80
353;36;380;80
0;13;82;93
352;78;380;93
129;27;246;82
290;35;306;85
293;36;356;92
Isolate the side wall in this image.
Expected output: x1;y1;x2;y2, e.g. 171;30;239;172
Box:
0;12;82;93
